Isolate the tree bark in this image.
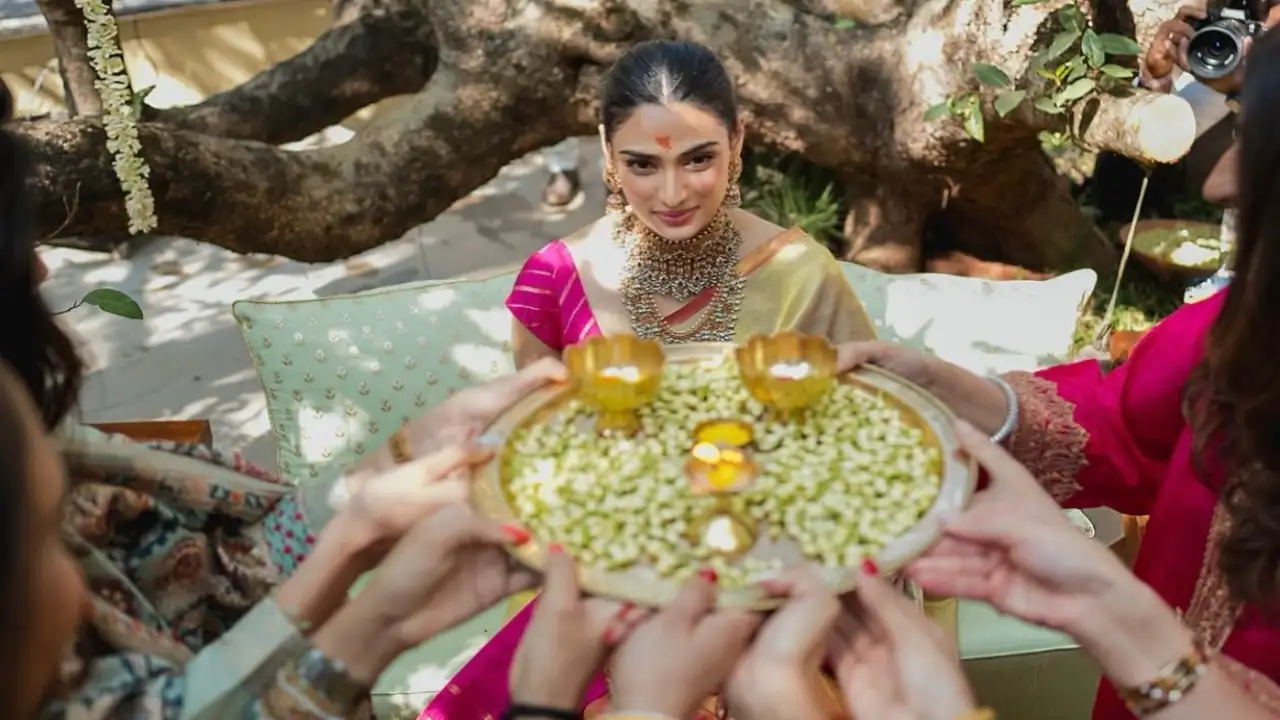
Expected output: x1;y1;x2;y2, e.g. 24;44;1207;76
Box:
21;0;1193;269
146;3;437;143
35;0;102;116
22;68;577;259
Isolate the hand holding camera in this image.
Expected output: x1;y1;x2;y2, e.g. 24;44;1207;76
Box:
1184;0;1266;89
1144;5;1208;84
1148;0;1278;95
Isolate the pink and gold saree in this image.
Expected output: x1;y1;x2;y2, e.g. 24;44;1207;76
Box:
420;228;873;720
505;227;875;353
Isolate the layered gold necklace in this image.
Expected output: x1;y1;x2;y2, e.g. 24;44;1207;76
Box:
615;209;745;343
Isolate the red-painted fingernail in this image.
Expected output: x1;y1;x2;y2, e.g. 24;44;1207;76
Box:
548;542;564;554
503;525;531;545
698;568;718;583
861;558;879;576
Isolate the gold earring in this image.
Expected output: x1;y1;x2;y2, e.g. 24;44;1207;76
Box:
725;157;743;208
605;167;628;214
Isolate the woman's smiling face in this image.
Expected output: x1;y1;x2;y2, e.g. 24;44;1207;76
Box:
605;100;742;242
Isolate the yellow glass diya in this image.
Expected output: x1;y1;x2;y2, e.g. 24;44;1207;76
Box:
684;418;759;556
564;335;664;436
693;418;755;448
736;332;838;421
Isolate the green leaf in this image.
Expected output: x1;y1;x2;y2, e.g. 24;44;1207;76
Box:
130;85;155;121
1066;58;1088;82
1055;77;1097;104
1035;67;1060;82
994;89;1027;117
1045;30;1082;62
1098;33;1143;55
80;289;144;320
833;17;857;28
962;103;985;142
1034;96;1065;114
1100;63;1136;78
1082;29;1105;67
1012;0;1047;5
1057;5;1085;32
972;62;1012;88
924;101;953;121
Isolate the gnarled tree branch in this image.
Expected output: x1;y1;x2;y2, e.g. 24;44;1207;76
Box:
21;68;576;259
146;3;437;143
20;0;1195;272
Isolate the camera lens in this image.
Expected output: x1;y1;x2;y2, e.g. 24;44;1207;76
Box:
1187;23;1246;79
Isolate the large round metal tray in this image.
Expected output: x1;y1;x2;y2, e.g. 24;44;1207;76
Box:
472;343;978;608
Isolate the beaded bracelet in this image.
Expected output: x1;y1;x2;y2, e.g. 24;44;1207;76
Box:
1117;639;1210;717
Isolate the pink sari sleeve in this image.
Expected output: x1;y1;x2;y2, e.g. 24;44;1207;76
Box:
1001;291;1224;516
507;241;601;351
507;244;568;351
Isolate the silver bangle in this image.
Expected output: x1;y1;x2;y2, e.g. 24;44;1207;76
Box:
988;375;1019;445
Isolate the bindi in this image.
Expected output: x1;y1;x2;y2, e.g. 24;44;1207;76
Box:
655;135;673;151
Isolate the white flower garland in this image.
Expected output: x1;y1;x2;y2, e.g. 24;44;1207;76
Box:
75;0;157;234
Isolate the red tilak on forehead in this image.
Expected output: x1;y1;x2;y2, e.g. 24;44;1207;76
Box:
655;135;673;150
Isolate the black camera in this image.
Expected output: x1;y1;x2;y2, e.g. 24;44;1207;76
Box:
1186;1;1265;80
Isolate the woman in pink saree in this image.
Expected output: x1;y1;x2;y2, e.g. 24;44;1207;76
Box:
423;39;875;720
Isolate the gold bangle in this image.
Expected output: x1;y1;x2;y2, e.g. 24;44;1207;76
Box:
1117;639;1210;717
388;427;413;465
955;709;996;720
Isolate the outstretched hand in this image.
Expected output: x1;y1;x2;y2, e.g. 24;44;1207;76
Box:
610;572;762;719
829;567;975;720
725;566;843;720
906;421;1133;634
510;547;647;710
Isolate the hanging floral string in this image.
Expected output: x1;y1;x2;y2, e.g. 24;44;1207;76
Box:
74;0;157;234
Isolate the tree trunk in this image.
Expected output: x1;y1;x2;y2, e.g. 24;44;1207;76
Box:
36;0;102;116
20;0;1193;270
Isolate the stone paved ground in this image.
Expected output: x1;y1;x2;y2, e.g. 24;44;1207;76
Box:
42;140;604;470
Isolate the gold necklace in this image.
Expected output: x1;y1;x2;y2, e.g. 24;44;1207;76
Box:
615;209;745;343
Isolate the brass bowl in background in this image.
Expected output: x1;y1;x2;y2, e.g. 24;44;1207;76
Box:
564;334;665;435
736;332;838;420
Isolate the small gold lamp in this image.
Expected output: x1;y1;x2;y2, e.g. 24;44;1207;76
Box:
564;335;665;436
736;332;838;421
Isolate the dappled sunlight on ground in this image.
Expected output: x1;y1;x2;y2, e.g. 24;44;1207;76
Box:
40;141;605;471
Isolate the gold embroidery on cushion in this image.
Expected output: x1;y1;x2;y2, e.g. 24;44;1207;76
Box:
1002;372;1089;503
1183;503;1241;653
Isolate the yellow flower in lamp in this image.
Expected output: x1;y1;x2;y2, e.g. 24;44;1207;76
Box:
684;429;759;557
736;332;838;421
685;442;758;495
693;418;754;448
564;335;664;436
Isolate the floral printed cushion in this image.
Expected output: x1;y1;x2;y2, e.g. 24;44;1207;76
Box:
841;265;1097;374
231;272;517;489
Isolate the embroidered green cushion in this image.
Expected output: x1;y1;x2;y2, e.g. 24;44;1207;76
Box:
231;272;517;490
